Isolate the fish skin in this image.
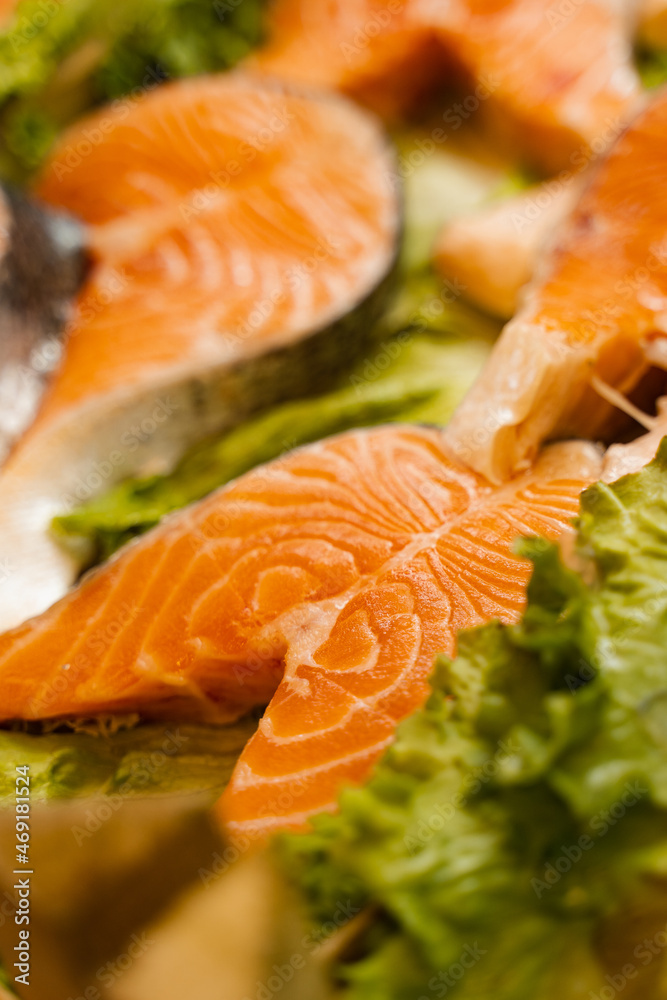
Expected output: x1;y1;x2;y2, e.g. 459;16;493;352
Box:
0;425;602;836
0;185;87;466
0;73;399;632
446;86;667;484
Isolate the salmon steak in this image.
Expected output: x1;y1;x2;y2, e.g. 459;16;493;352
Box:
0;72;400;631
0;425;601;835
250;0;641;171
447;86;667;483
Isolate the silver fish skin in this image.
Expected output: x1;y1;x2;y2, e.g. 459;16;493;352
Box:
0;185;87;463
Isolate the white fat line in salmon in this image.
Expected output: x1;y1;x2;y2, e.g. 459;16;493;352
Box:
228;235;343;349
27;600;144;715
180;106;298;222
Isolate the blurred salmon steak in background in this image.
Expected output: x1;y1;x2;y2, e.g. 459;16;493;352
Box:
251;0;642;168
3;2;667;999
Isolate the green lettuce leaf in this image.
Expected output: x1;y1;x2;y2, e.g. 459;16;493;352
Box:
278;441;667;999
0;0;266;179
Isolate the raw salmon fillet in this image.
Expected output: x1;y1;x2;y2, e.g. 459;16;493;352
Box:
0;73;399;631
251;0;641;171
0;426;601;835
447;86;667;483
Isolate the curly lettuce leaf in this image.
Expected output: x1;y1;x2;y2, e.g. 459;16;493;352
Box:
279;441;667;999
